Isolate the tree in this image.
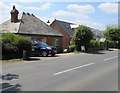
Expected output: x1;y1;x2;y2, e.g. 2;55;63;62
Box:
103;24;120;48
72;25;93;51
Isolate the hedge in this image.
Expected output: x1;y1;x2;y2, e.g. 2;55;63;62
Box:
69;40;106;52
107;40;118;48
89;40;101;47
68;45;76;52
1;32;32;60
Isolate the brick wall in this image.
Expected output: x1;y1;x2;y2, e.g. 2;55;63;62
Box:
20;34;63;48
50;22;71;49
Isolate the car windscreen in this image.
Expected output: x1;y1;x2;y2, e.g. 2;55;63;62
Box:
32;42;49;47
39;42;49;47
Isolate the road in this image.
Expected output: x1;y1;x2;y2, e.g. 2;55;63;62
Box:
1;49;118;91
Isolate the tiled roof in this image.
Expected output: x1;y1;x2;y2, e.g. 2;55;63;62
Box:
0;13;63;37
55;20;74;37
91;29;104;40
0;14;22;33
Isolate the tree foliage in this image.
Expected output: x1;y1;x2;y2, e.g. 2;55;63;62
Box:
72;25;93;51
103;24;120;48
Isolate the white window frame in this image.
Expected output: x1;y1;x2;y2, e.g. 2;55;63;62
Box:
52;38;59;46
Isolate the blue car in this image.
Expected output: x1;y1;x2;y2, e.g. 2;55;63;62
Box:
31;41;57;57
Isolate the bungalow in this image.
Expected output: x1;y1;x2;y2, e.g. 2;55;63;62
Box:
0;6;63;52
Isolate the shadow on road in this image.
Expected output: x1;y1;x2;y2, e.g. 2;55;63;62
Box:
27;58;41;61
87;51;106;55
1;73;19;80
1;73;21;93
108;49;114;51
2;83;21;93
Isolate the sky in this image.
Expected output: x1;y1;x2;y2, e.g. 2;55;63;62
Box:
0;0;119;31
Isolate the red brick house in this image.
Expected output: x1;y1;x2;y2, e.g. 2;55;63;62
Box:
0;6;63;52
50;19;75;49
50;19;104;50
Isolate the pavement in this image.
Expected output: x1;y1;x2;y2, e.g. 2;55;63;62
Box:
1;49;119;91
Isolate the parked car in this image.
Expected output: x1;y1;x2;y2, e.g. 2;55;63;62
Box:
31;41;57;57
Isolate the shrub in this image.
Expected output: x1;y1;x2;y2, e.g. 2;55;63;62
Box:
107;40;118;48
87;40;107;52
2;32;32;60
90;40;100;47
2;32;17;55
14;35;32;53
69;45;76;52
100;42;105;46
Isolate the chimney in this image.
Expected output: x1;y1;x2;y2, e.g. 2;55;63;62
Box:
10;5;19;23
47;20;50;23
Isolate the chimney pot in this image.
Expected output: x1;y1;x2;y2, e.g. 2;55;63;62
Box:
10;5;19;23
47;20;50;23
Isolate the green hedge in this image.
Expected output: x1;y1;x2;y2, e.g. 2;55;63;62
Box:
86;40;106;52
89;40;101;47
107;40;118;48
68;45;76;52
2;32;32;60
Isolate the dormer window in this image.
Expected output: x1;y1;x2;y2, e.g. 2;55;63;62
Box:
65;25;69;29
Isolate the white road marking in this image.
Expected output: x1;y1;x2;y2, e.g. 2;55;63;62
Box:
53;62;95;75
104;56;118;61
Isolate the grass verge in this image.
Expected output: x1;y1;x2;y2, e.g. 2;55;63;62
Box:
0;59;23;63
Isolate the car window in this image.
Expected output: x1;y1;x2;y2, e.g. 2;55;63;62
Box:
32;41;49;47
39;42;49;47
32;43;39;46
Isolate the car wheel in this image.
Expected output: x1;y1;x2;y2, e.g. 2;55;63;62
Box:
41;51;48;57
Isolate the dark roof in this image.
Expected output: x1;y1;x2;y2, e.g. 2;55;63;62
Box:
53;20;74;37
0;13;63;37
91;29;104;40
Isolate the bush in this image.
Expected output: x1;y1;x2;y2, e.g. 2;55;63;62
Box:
2;32;17;55
100;42;105;46
2;32;32;60
69;45;76;52
86;40;106;52
107;40;118;48
90;40;100;47
14;35;32;57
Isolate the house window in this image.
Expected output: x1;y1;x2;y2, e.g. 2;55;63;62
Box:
52;38;59;46
41;37;47;43
27;36;36;41
65;25;70;29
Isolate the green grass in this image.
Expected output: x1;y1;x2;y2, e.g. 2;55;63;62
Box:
0;59;23;63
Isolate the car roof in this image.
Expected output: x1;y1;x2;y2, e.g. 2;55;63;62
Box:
32;41;40;43
32;41;48;45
